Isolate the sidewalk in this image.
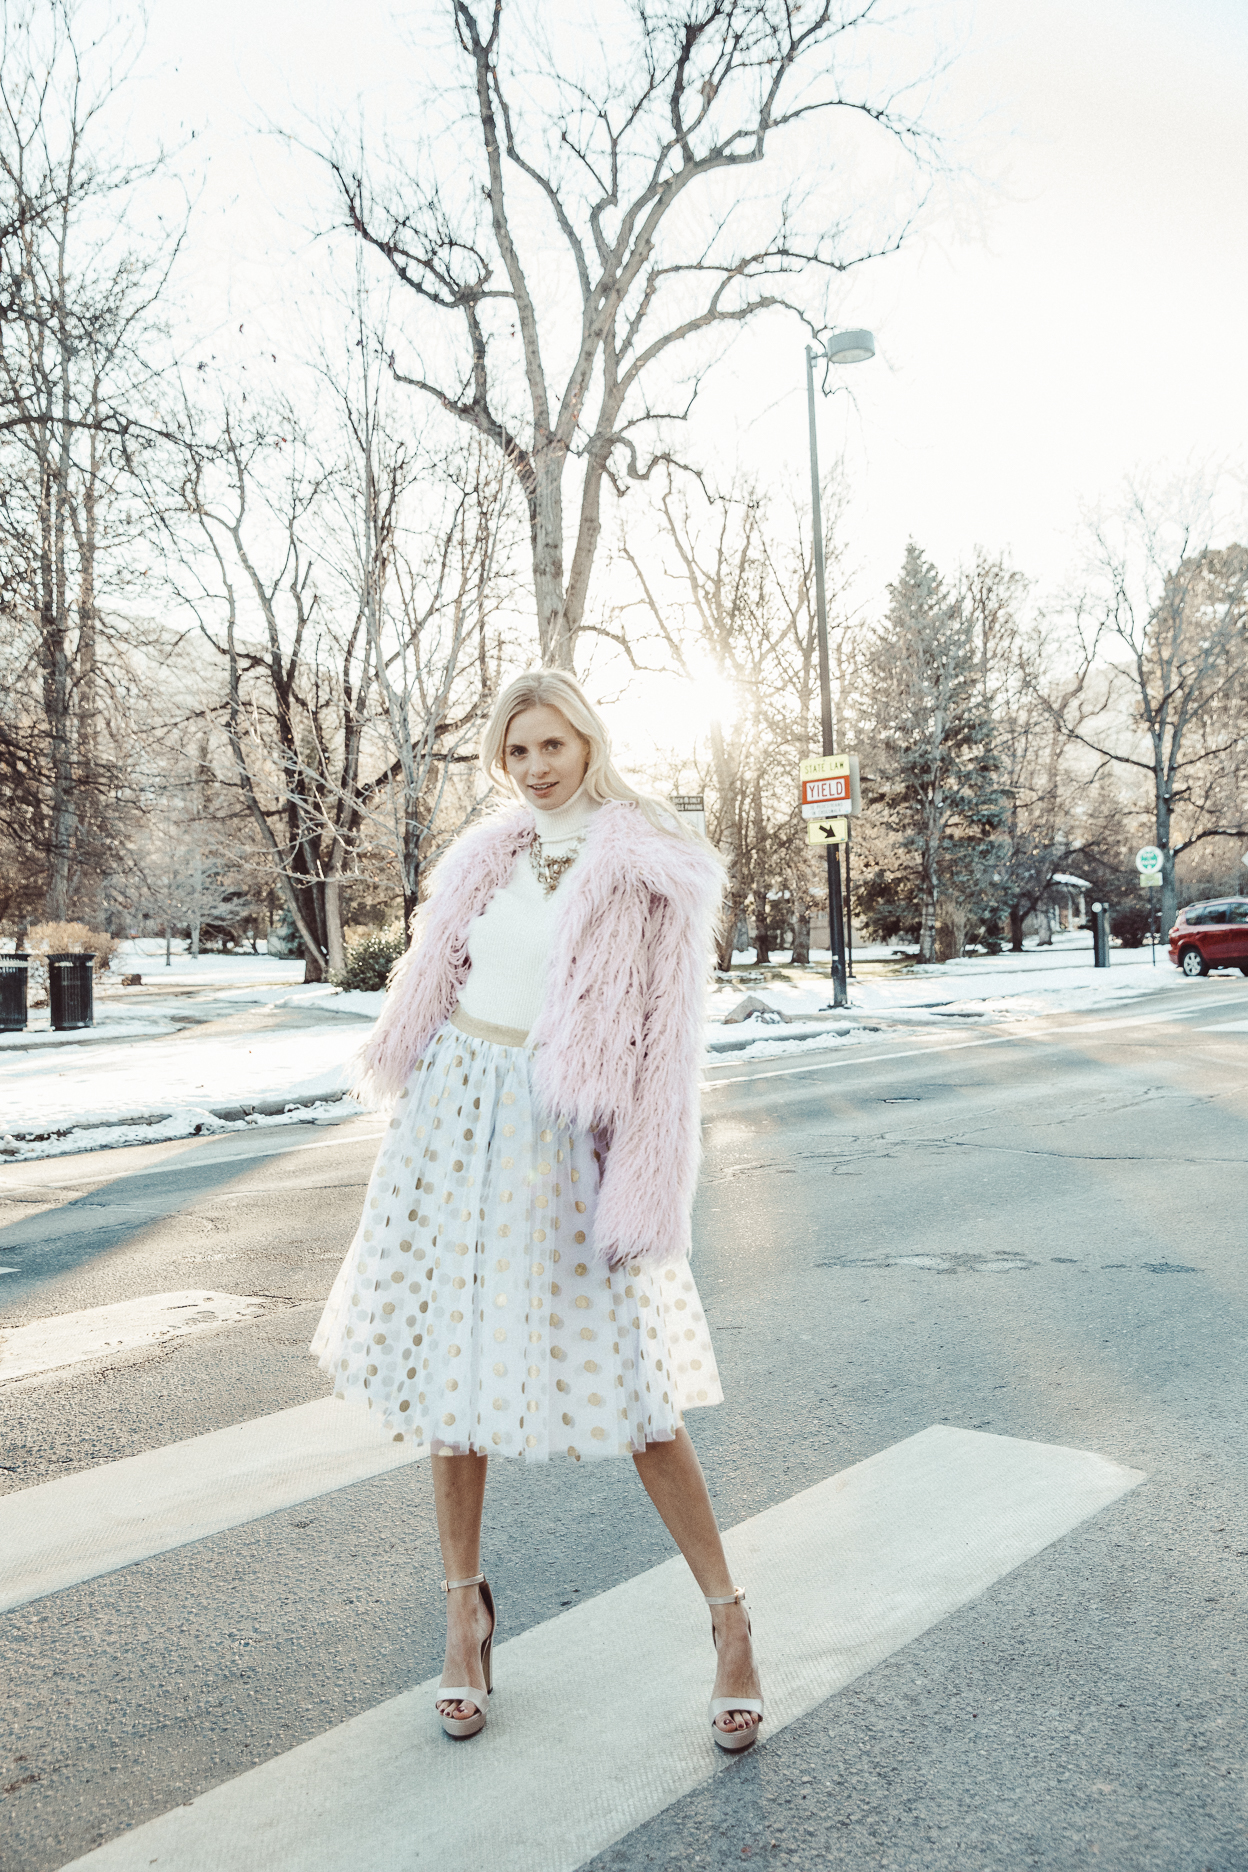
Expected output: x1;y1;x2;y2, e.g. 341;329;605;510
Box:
703;930;1176;1059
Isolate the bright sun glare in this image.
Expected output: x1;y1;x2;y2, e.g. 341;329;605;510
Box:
610;661;742;768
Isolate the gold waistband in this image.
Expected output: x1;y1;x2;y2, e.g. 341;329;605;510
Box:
449;1006;531;1049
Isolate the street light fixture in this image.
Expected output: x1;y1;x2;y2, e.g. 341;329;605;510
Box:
822;329;876;365
806;328;875;1008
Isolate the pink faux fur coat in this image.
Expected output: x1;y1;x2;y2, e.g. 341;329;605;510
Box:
356;801;724;1269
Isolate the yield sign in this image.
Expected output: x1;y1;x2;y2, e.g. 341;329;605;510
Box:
800;754;860;818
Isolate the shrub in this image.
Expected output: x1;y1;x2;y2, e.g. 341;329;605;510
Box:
1111;903;1159;949
25;921;118;1005
332;924;406;993
26;921;118;972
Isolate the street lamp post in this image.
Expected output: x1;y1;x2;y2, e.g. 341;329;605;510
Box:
805;328;874;1009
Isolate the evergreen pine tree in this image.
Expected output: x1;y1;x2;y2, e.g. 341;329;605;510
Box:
867;542;1005;962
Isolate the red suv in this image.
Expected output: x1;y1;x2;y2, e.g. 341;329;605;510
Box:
1169;899;1248;976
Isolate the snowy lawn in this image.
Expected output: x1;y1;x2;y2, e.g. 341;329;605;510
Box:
1;930;1192;1162
106;940;310;988
0;1021;369;1159
705;932;1183;1061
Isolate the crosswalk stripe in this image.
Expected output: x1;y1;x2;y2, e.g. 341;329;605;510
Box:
58;1425;1143;1872
0;1397;420;1616
0;1291;276;1386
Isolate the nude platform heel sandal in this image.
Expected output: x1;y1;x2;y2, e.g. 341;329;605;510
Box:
705;1587;764;1754
436;1573;496;1739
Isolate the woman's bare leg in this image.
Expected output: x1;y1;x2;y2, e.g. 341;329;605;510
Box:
431;1450;492;1720
633;1427;762;1736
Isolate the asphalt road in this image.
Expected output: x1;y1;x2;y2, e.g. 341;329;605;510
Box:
2;975;1247;1870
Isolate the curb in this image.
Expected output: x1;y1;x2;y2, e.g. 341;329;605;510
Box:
0;1091;353;1151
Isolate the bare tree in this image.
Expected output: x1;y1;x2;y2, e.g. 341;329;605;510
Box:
324;0;938;668
173;408;372;980
616;474;846;966
1051;492;1248;934
0;0;182;917
619;483;764;962
337;292;513;925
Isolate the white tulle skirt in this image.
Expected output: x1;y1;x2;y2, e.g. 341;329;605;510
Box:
310;1017;722;1461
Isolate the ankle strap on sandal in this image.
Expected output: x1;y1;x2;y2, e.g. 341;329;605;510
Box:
441;1572;486;1593
705;1586;746;1607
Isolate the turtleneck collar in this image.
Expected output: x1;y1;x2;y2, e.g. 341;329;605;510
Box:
528;778;599;845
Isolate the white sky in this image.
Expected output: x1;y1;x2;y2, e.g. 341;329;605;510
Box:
120;0;1248;751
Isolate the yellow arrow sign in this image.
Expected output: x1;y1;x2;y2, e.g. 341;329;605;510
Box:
807;817;848;846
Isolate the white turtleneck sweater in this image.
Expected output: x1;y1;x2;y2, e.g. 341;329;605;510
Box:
455;783;600;1033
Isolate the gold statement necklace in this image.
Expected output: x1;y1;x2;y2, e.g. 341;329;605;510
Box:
529;830;586;897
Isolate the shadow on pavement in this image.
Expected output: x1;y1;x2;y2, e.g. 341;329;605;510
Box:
0;1122;373;1308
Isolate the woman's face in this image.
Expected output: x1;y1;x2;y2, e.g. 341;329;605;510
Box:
504;703;590;811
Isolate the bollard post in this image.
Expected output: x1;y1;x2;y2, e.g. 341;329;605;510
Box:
1091;903;1110;969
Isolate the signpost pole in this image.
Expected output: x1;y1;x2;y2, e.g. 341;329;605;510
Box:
844;821;854;979
806;344;849;1008
1136;847;1163;966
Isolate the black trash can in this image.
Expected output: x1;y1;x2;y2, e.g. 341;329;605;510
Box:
0;951;29;1031
49;952;95;1030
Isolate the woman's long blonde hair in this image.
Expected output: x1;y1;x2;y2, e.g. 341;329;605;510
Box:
480;669;704;845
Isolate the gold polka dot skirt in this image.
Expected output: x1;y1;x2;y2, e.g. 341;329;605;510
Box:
310;1021;722;1461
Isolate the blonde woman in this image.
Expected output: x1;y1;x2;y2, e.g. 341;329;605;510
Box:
311;671;763;1751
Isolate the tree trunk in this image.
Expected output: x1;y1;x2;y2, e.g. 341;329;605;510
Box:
559;429;622;667
299;878;328;983
41;474;74;921
708;719;745;971
532;447;569;667
791;898;811;966
750;774;770;964
1009;903;1024;952
918;849;938;964
324;873;346;976
190;845;202;957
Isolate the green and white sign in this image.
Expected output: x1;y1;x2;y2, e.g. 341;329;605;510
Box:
1135;845;1162;874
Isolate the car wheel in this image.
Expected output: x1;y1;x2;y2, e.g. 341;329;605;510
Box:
1180;946;1209;978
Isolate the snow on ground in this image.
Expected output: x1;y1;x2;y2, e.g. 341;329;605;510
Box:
0;930;1191;1161
205;984;385;1019
109;940;309;988
0;1022;368;1159
1;1003;183;1051
704;932;1181;1061
710;932;1174;1022
0;1100;365;1166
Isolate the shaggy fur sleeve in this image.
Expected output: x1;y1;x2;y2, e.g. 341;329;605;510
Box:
592;855;723;1268
350;898;468;1108
351;809;528;1106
